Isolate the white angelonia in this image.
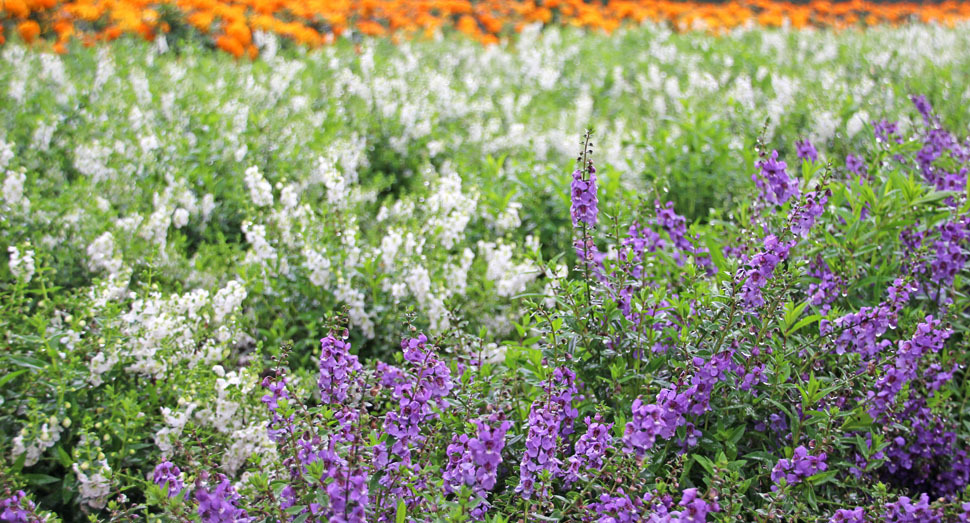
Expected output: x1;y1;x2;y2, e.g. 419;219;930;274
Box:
303;248;332;287
443;248;475;299
380;228;404;268
87;351;118;386
212;280;247;324
87;232;123;276
223;424;276;476
172;208;190;229
74;461;112;510
3;169;28;213
424;167;478;249
242;221;277;268
11;420;61;467
244;165;273;207
0;140;13;170
8;246;35;282
315;155;347;208
406;265;433;309
201;194;217;221
478;240;539;298
496;201;523;232
846;110;870;139
279;183;300;210
31;122;56;152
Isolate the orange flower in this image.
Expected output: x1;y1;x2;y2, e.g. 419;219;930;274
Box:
4;0;31;18
17;20;41;43
5;0;970;56
216;34;244;57
227;21;251;46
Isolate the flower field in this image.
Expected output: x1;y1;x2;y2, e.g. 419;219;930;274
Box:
2;6;970;522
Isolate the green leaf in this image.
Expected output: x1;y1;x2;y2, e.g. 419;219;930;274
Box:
0;369;27;387
396;499;406;523
55;445;73;468
23;473;61;485
786;314;822;336
841;410;873;432
7;355;47;370
911;189;959;207
693;454;715;475
808;470;838;486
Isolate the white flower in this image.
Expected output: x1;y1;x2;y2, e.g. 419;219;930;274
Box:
496;201;522;231
8;246;35;282
172;208;189;229
0;140;14;170
73;461;112;509
87;232;122;276
244;165;273;207
212;280;247;324
3;169;28;212
303;249;332;287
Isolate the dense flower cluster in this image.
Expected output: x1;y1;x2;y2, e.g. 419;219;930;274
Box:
571;164;598;228
564;414;613;486
882;493;943;522
771;446;828;489
517;366;579;499
4;11;970;521
623;352;735;456
754;150;799;205
195;475;253;523
6;0;970;54
738;235;793;311
0;491;39;522
443;415;511;517
867;317;950;418
152;461;184;498
318;334;362;405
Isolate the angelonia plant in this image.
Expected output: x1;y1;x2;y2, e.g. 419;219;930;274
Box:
126;96;970;522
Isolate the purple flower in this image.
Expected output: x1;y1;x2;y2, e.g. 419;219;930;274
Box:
195;475;253;523
821;278;915;358
623;354;736;457
443;414;511;518
754;150;799;205
319;334;362;405
738;235;793;311
771;446;827;489
829;507;866;522
326;467;369;523
153;461;184;498
796;139;818;162
846;154;866;176
655;201;715;273
873;119;902;144
563;414;613;486
571;164;598;227
883;493;942;522
261;374;294;442
588;488;642;522
0;491;38;523
789;188;830;238
867;316;950;419
381;334;454;446
516;367;579;499
911;94;935;125
807;257;842;314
